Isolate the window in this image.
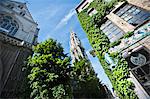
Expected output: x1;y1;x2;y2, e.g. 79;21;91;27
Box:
116;5;132;16
20;11;25;16
32;35;38;45
101;20;125;42
7;4;14;9
82;2;88;9
6;24;11;30
87;8;97;16
18;5;24;9
132;9;141;15
0;15;19;36
115;4;150;26
141;13;150;20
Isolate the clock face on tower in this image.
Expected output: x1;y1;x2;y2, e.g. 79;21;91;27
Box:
130;53;147;66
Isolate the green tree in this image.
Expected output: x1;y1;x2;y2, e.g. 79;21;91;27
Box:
27;38;72;99
71;58;108;99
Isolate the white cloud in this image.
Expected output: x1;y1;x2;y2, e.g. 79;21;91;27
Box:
55;9;76;29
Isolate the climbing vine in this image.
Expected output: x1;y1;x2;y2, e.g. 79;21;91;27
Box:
109;31;134;47
77;0;138;98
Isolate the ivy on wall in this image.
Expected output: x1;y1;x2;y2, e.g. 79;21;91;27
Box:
110;31;134;48
77;0;138;98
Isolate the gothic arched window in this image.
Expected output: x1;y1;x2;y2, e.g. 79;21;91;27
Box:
7;4;14;9
20;11;25;16
0;14;19;36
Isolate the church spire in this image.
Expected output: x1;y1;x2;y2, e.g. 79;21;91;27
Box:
70;31;87;63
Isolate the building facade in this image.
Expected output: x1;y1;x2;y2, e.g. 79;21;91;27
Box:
76;0;150;99
0;0;39;97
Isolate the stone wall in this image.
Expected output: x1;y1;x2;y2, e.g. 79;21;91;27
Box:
0;40;32;98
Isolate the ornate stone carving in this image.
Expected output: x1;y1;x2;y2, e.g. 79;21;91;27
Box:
130;53;147;66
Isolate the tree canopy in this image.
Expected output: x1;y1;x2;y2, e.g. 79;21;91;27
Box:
71;58;108;99
27;38;72;99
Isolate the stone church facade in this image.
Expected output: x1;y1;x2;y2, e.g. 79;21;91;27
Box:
0;0;39;97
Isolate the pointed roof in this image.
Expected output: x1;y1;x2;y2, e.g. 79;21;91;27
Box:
23;4;35;22
70;30;74;36
70;30;76;40
70;28;74;35
9;0;25;5
9;0;35;23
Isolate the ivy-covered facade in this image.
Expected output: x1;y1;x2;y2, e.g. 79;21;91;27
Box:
76;0;150;99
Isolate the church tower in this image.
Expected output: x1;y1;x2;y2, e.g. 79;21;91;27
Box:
0;0;39;97
70;31;88;63
70;31;113;98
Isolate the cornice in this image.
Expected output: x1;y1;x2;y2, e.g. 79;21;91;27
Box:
0;31;33;50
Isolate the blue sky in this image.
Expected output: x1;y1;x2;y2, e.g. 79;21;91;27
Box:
16;0;113;91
